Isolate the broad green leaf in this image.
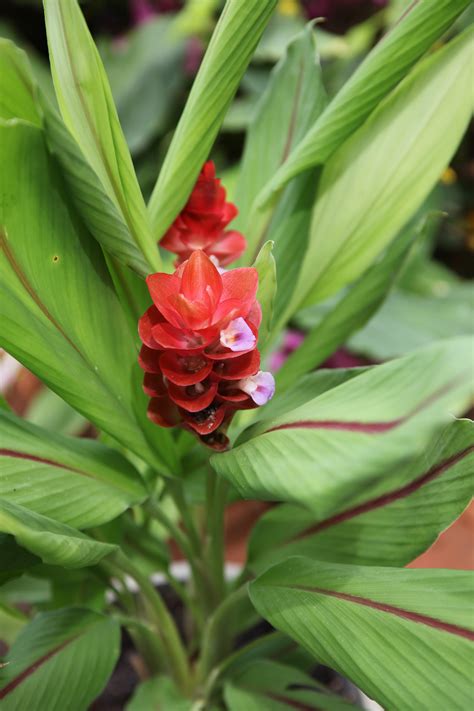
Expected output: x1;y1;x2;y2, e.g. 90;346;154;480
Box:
126;676;191;711
225;659;361;711
148;0;278;239
292;29;473;308
0;40;153;278
0;409;146;529
275;217;420;391
0;39;41;126
0;499;116;569
257;368;366;424
40;97;153;277
258;0;473;202
248;419;474;572
250;559;474;710
0;608;120;710
43;0;160;273
234;24;327;250
212;338;473;514
253;241;277;348
0;121;173;472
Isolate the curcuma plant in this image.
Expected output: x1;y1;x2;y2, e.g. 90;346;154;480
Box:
0;0;473;708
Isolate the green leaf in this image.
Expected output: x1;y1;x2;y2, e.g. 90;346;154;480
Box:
0;39;153;277
26;388;88;437
251;368;367;425
0;39;41;126
212;338;473;513
249;558;474;710
148;0;278;239
0;409;146;529
40;97;153;277
0;499;116;569
248;419;474;572
233;24;327;255
126;676;191;711
0;608;120;709
350;281;474;359
253;241;277;348
100;17;186;155
258;0;473;203
292;29;473;307
0;121;171;471
0;601;28;648
275;216;421;391
43;0;160;273
225;659;361;710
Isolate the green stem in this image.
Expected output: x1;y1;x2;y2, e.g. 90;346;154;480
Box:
198;630;288;707
114;551;192;695
167;479;202;556
147;498;210;624
206;471;228;606
196;585;249;684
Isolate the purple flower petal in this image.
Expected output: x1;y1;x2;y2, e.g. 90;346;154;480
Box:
220;318;256;352
238;371;275;406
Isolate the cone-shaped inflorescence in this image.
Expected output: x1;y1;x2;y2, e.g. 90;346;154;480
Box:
160;161;246;268
139;251;275;450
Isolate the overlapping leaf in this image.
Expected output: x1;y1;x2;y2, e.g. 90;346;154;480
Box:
0;121;170;471
148;0;278;239
0;499;116;569
248;419;474;572
101;17;186;155
291;29;473;308
250;559;474;710
0;608;120;710
225;659;362;710
0;410;146;529
0;39;41;127
276;218;419;391
233;24;327;255
258;0;473;202
212;338;473;515
43;0;160;273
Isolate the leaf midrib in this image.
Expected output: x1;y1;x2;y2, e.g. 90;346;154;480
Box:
268;585;474;641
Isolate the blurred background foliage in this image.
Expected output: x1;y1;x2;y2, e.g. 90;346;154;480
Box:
0;0;472;418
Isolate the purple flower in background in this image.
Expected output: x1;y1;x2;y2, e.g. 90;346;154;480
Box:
269;329;374;373
269;329;305;371
301;0;388;33
130;0;183;25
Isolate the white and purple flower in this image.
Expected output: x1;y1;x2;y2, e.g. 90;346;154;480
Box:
238;371;275;406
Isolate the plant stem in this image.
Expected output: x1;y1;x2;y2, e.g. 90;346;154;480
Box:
205;470;228;606
196;584;249;683
114;550;192;695
167;478;202;556
147;498;210;625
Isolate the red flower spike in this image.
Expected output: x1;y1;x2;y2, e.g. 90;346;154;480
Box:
160;161;247;267
139;250;275;449
160;352;212;386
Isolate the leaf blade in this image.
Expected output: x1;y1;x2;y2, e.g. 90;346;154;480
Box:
148;0;278;239
249;559;474;710
43;0;160;272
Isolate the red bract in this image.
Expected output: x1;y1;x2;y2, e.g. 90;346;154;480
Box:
138;251;274;450
160;162;246;267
